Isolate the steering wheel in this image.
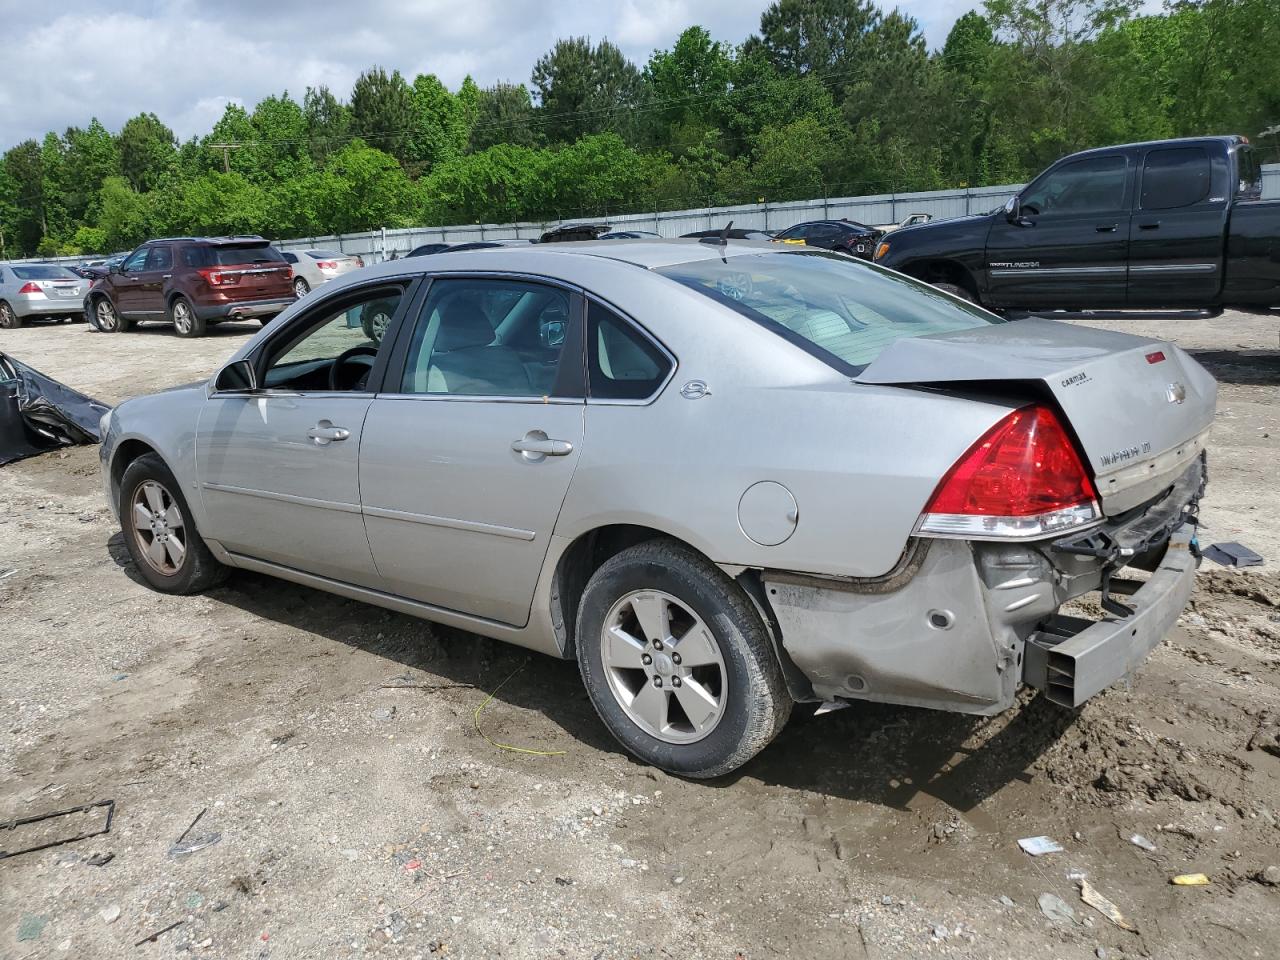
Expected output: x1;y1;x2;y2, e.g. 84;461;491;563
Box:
329;344;378;391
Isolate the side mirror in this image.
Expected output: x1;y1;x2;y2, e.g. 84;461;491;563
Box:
214;358;258;393
110;263;122;275
1004;196;1021;223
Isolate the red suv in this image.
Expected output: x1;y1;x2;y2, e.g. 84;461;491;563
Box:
86;236;295;337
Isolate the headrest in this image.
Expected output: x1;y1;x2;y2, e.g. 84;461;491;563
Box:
434;296;494;351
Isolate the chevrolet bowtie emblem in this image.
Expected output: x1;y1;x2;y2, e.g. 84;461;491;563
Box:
1166;382;1186;404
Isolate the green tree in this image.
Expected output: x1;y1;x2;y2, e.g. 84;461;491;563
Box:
408;74;470;173
308;140;420;232
62;120;121;222
349;67;416;164
303;85;351;163
470;83;538;150
97;176;153;250
531;37;640;142
641;26;735;149
118;113;177;192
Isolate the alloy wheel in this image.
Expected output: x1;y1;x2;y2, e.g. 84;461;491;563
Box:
368;310;390;342
172;300;193;335
294;278;309;298
600;590;728;744
131;480;187;576
96;299;118;331
0;303;17;328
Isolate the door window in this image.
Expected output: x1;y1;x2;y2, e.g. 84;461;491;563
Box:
122;248;150;272
777;224;809;240
147;245;173;271
1140;147;1212;210
399;278;574;398
262;287;404;392
587;301;672;400
1020;156;1128;216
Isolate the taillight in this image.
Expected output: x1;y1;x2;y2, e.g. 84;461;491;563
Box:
196;268;240;286
18;282;42;294
355;257;364;267
316;260;338;270
916;405;1100;540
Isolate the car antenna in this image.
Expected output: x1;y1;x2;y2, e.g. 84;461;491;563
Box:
717;220;733;261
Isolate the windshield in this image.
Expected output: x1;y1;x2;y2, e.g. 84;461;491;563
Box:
656;251;1002;375
202;244;285;266
13;265;79;280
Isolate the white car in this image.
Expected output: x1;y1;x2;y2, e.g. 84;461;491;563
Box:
282;250;364;298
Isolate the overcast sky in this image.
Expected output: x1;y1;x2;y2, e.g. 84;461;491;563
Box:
0;0;1012;151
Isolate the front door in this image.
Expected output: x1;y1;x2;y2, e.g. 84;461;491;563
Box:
984;153;1132;309
360;276;585;626
113;246;153;316
195;283;412;586
1127;143;1227;306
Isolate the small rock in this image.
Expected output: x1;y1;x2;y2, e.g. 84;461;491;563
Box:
881;895;894;906
17;915;47;941
591;805;603;816
1038;892;1076;924
1254;865;1280;886
619;858;638;868
371;706;395;721
931;924;949;940
57;938;72;951
1096;948;1108;959
101;904;122;924
998;895;1015;908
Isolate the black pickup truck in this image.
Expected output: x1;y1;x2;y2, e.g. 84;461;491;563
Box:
875;135;1279;312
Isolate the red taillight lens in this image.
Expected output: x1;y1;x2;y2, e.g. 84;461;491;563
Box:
196;268;239;286
18;282;41;294
316;260;338;270
355;257;364;267
917;405;1100;539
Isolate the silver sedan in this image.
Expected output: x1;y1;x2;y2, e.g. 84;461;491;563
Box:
99;241;1215;777
282;249;364;299
0;263;90;328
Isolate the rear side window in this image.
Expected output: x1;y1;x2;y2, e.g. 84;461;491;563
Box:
11;265;78;280
181;246;203;268
147;246;173;270
1236;145;1263;200
587;301;671;400
1141;147;1212;210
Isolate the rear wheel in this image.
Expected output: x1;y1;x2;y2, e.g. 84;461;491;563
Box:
360;301;395;343
0;301;21;329
575;540;792;778
293;277;310;298
95;297;131;332
170;296;206;338
119;453;226;594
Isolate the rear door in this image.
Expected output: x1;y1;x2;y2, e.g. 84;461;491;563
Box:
985;153;1132;308
359;275;585;626
1127;144;1227;306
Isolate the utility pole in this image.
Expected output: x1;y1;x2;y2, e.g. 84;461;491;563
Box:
208;142;243;173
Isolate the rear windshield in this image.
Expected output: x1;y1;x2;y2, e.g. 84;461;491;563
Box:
200;244;286;267
12;265;79;280
656;251;1002;376
306;250;343;260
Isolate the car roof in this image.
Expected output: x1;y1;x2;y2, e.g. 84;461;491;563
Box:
1057;135;1243;163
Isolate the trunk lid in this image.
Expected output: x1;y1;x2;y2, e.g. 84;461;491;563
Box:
856;318;1217;513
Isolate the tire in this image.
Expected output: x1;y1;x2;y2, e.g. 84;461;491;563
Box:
293;277;310;298
95;297;132;332
170;296;206;338
575;539;792;778
360;301;395;343
932;281;977;304
118;453;227;594
0;301;22;329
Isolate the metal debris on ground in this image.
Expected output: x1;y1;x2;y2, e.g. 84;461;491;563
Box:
1171;873;1211;886
167;807;222;858
1202;541;1264;567
0;798;115;860
1018;835;1064;856
1129;834;1157;852
473;661;567;757
1078;879;1137;932
1037;893;1076;924
133;919;185;946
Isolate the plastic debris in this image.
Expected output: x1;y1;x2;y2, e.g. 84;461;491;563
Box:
1037;893;1076;924
1171;873;1211;886
1079;880;1137;932
17;914;47;941
1;352;111;466
1019;836;1064;856
1202;542;1263;567
1129;834;1157;852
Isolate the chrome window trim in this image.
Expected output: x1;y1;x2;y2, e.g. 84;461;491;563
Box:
373;393;583;406
582;294;678;407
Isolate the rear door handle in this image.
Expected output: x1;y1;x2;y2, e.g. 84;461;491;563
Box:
1138;221;1161;230
1095;224;1118;233
307;420;350;444
512;433;573;459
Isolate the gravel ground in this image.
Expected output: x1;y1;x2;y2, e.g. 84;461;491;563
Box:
2;311;1278;960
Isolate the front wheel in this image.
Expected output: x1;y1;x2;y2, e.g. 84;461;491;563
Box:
576;540;792;778
170;296;206;338
0;301;21;329
119;453;226;594
95;297;132;332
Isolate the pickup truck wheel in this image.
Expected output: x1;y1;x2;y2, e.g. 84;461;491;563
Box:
576;540;792;778
95;297;131;332
119;453;227;594
0;301;22;329
932;281;977;304
170;296;206;338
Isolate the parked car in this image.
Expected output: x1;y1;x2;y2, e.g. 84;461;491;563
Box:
772;219;881;259
598;230;662;240
80;253;128;280
0;264;91;328
681;228;776;241
875;135;1280;310
873;213;932;233
85;236;295;338
282;249;363;298
407;242;455;258
540;223;611;243
99;242;1214;777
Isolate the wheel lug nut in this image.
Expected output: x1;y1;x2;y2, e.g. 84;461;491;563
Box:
641;653;652;665
653;677;663;688
671;653;681;665
653;640;664;651
672;677;682;687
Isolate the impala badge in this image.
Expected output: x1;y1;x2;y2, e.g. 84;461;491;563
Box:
1166;382;1186;404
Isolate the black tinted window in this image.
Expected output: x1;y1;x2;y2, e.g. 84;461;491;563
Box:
1236;146;1262;201
1141;147;1212;210
201;244;286;267
147;246;173;270
588;302;671;400
1022;155;1127;216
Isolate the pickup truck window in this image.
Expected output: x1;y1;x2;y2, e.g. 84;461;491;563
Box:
1022;155;1126;216
1141;147;1211;210
1237;146;1262;200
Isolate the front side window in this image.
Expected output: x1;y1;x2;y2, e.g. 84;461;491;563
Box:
399;278;574;398
657;250;1002;376
262;287;404;392
588;301;671;400
1141;147;1212;210
1021;155;1128;216
123;247;149;272
777;224;809;241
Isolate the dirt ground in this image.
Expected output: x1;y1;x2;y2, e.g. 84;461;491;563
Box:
2;312;1278;960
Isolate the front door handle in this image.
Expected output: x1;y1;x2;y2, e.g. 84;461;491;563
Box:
512;431;573;460
1138;221;1161;230
1095;224;1118;233
307;420;350;444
